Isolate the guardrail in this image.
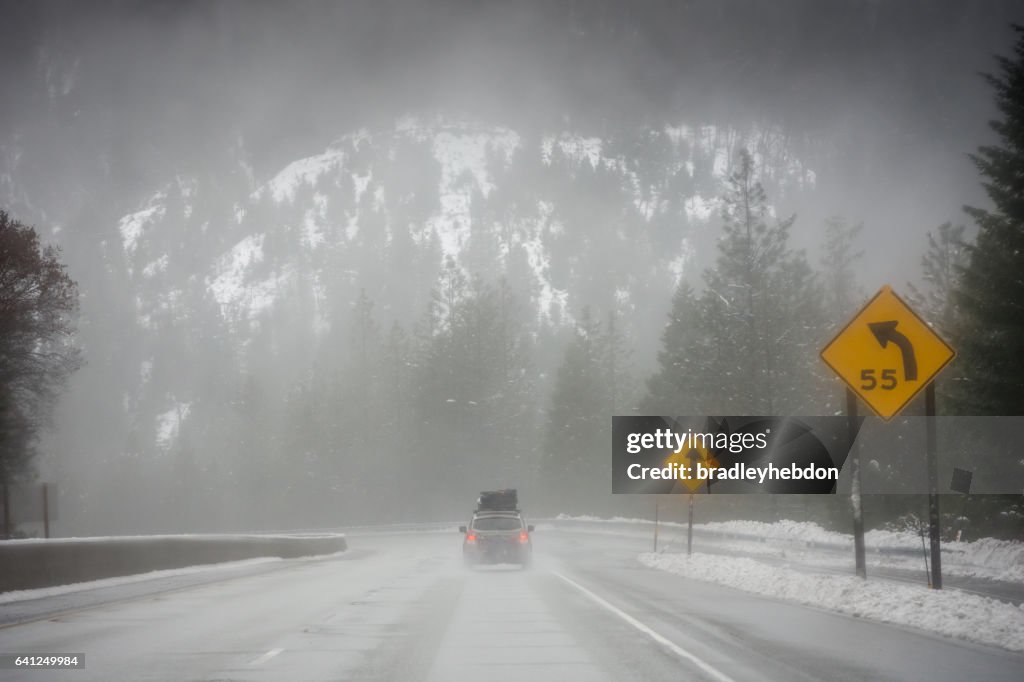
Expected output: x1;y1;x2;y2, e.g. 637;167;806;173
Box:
0;533;347;592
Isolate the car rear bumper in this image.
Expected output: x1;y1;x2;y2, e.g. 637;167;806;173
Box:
464;541;531;564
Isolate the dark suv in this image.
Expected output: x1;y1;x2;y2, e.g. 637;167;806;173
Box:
460;511;533;567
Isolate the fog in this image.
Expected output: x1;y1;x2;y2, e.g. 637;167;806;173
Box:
1;0;1021;535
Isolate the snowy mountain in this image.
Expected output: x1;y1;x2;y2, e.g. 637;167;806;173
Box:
120;117;816;339
38;116;820;531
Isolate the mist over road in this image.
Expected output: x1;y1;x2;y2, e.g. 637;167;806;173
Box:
2;531;1020;682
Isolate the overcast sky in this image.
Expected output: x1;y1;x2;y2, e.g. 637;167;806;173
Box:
2;0;1022;285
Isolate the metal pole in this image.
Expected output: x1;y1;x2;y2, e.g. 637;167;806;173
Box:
653;499;659;553
847;388;866;579
687;493;694;556
42;483;50;539
920;520;931;588
926;383;942;589
959;493;971;543
2;482;9;540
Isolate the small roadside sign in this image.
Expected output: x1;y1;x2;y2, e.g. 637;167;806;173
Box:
950;467;973;495
821;285;955;420
664;444;717;493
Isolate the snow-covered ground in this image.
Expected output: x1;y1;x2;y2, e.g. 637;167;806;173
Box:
640;551;1024;653
553;516;1024;651
554;515;1024;583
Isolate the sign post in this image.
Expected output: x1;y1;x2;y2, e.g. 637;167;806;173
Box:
42;483;50;539
925;384;941;589
821;285;955;585
1;482;8;540
847;388;866;578
950;467;974;543
687;493;694;557
653;499;659;553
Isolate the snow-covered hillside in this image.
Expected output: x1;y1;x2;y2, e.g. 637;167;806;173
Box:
121;118;816;335
29;116;826;533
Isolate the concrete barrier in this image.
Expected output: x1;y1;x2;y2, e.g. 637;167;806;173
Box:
0;533;347;592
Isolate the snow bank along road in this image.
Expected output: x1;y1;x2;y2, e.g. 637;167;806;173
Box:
550;516;1024;605
0;531;1021;681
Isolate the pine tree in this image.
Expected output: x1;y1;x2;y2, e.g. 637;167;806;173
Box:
351;288;379;376
820;216;864;322
641;283;716;413
952;26;1024;415
602;308;636;414
540;307;608;511
706;149;789;412
702;149;824;413
642;150;826;416
342;288;382;513
907;222;968;338
406;260;538;504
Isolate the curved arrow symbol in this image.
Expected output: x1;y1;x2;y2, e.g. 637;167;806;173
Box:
868;320;917;380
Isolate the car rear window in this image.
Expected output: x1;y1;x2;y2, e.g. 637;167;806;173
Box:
472;516;523;531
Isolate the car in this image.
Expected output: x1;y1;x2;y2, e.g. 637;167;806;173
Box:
460;511;534;568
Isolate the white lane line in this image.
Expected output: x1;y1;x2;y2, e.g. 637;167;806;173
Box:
552;571;738;682
248;648;284;666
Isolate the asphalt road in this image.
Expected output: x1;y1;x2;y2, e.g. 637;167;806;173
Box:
0;531;1021;681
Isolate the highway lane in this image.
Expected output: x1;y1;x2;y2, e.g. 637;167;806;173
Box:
0;531;1021;681
542;530;1024;682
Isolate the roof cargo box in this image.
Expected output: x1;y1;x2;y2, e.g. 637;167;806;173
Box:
477;489;517;511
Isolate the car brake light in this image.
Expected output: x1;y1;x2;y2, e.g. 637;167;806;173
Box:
466;533;476;543
519;531;529;544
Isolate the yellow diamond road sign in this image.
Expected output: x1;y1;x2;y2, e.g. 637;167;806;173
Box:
664;443;718;493
821;285;955;420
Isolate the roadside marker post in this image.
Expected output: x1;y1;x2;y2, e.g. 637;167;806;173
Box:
920;522;931;587
950;467;974;543
653;499;659;553
687;493;694;557
42;483;50;539
925;384;942;588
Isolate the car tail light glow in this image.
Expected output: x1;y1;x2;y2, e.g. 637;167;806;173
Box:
466;533;476;543
519;531;529;543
